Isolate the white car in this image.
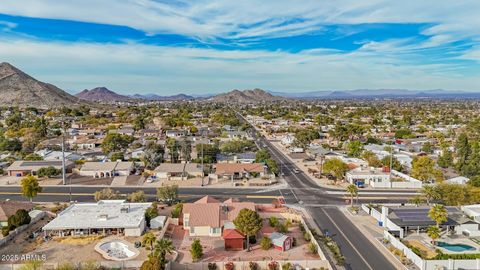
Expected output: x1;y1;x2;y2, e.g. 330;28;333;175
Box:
293;169;300;173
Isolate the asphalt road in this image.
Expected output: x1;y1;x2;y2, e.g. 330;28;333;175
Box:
239;113;399;270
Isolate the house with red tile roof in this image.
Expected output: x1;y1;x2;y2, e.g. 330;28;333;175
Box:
182;196;255;237
213;163;267;181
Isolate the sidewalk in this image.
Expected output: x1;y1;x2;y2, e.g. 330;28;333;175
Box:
339;206;407;270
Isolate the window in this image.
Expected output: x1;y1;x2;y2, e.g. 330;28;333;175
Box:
190;227;195;234
211;227;221;234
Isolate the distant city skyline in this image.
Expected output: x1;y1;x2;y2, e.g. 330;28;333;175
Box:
0;1;479;95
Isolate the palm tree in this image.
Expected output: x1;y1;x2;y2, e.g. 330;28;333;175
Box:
142;232;156;251
346;184;358;207
427;225;440;244
154;238;174;260
428;204;448;228
421;185;440;205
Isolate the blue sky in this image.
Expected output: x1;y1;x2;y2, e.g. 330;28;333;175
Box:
0;1;479;95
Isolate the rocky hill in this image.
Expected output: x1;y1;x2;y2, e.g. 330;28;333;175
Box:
132;93;195;101
0;62;80;108
210;88;282;103
75;87;131;102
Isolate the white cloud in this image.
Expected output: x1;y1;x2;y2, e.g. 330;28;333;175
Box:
0;0;479;46
0;38;478;94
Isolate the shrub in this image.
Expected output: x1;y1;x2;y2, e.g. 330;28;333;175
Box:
268;216;279;227
308;242;318;254
171;203;183;218
303;232;311;241
208;263;218;270
260;236;272;250
190;239;203;262
224;262;234;270
292;237;297;247
2;227;9;237
267;261;278;270
248;262;258;270
276;222;288;233
282;262;292;270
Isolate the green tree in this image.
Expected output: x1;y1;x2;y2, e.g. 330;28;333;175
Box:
411;156;443;183
142;232;157;250
437;148;453;168
322;158;348;183
190;239;203;262
153;239;174;270
24;153;43;161
128;190;146;202
37;166;61;178
428;204;448;228
255;149;271;163
455;133;470;173
421;142;433;153
21;175;42;202
233;208;263;251
266;159;279;174
260;236;272;250
143;142;165;170
18;260;43;270
110;152;124;161
156;185;179;205
395;128;413;139
362;151;382;167
145;202;159;225
346;141;363;158
421;185;440;205
93;188;120;201
346;184;358;207
380;155;403;171
101;133;134;154
427;226;440;244
409;195;426;207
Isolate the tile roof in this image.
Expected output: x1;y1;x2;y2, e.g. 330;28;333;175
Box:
223;229;245;239
0;201;35;221
214;163;265;174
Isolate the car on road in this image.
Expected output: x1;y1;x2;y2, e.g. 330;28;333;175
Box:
293;168;300;173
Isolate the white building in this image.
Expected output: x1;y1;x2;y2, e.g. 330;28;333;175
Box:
43;200;151;236
79;161;133;178
346;167;391;186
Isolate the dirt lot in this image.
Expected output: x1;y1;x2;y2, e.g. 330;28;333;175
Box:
67;174;113;185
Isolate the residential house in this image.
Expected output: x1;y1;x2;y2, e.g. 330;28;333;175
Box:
446;176;470;185
346;167;391;187
216;152;256;164
166;130;187;138
182;196;255;239
213;163;267;180
43;200;151;236
0;201;34;227
79;161;134;178
6;160;74;177
154;163;203;180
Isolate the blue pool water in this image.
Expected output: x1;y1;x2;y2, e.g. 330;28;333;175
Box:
437;242;476;252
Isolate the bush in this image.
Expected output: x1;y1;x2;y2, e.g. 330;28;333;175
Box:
171;203;183;218
267;261;278;270
248;262;258;270
276;222;288;233
208;263;217;270
224;262;234;270
2;226;9;237
308;242;318;254
268;216;279;227
292;237;297;247
282;263;292;270
190;239;203;262
303;232;311;241
260;236;272;250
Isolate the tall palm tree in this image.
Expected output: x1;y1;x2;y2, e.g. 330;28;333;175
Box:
428;204;448;228
427;225;440;244
142;232;156;251
421;185;440;205
346;184;358;207
154;238;174;260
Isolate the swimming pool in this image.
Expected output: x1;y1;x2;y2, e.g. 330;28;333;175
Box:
437;241;476;252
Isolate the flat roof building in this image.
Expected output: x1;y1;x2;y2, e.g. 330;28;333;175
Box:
43;200;151;236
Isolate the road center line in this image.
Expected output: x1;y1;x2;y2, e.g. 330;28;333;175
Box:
320;208;374;270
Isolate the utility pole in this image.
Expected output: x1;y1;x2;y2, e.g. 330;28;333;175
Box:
61;116;66;186
389;141;393;179
201;140;204;186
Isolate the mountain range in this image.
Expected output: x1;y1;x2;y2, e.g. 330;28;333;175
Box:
0;62;80;108
208;88;283;103
75;87;131;102
131;93;194;101
271;89;480;98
